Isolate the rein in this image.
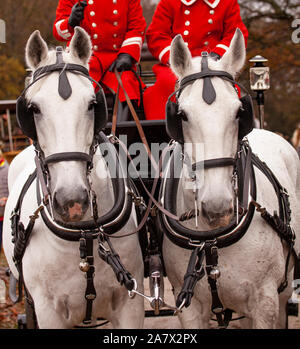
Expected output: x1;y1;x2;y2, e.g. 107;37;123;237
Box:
113;70;158;173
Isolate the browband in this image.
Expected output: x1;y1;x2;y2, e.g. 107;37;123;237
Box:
33;62;89;81
180;71;234;90
168;52;251;104
23;46;103;102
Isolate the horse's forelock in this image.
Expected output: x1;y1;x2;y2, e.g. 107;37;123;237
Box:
190;56;222;74
31;47;84;72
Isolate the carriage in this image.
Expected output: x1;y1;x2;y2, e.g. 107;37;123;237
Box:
2;27;300;329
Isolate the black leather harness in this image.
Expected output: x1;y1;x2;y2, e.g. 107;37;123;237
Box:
10;48;139;326
157;140;299;327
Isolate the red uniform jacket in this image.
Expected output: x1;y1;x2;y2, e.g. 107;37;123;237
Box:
143;0;248;119
53;0;147;102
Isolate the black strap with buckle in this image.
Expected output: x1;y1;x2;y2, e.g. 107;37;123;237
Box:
97;234;135;292
204;242;230;329
176;245;205;308
79;232;97;324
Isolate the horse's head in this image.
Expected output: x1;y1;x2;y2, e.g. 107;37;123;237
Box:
25;28;97;223
170;29;246;228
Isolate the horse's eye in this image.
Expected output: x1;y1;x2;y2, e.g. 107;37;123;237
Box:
178;110;188;122
29;103;41;115
88;100;96;111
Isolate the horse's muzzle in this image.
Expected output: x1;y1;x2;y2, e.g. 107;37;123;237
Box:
201;199;234;228
52;187;90;222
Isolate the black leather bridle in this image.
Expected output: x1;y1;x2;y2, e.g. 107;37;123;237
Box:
11;47;135;325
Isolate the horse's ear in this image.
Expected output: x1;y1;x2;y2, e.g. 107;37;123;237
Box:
220;28;246;78
25;30;49;69
170;34;193;78
69;27;92;66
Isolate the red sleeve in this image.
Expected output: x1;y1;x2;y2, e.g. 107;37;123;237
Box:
146;0;174;65
213;0;248;57
118;0;147;62
53;0;76;42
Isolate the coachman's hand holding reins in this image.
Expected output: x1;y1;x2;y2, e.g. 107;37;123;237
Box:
109;53;135;73
68;0;87;28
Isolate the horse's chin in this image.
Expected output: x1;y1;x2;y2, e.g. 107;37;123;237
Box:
54;212;85;223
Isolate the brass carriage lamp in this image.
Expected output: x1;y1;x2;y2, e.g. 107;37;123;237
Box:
249;55;270;129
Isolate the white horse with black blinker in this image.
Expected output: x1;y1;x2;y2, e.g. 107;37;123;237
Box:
163;29;300;329
3;28;144;329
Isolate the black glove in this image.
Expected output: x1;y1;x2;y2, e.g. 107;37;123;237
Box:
109;53;135;72
210;52;221;61
68;1;87;28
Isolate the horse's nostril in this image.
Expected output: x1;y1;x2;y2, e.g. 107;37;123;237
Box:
52;192;60;211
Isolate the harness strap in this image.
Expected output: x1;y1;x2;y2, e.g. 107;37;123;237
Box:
34;155;50;205
204;242;234;329
79;233;97;324
205;244;223;310
250;153;297;293
97;234;135;291
176;245;205;308
111;85;120;137
176;240;233;328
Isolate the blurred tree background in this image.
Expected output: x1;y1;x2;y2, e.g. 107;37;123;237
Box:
0;0;299;138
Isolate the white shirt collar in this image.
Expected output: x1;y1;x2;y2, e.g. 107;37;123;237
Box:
203;0;220;8
181;0;220;8
181;0;197;6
